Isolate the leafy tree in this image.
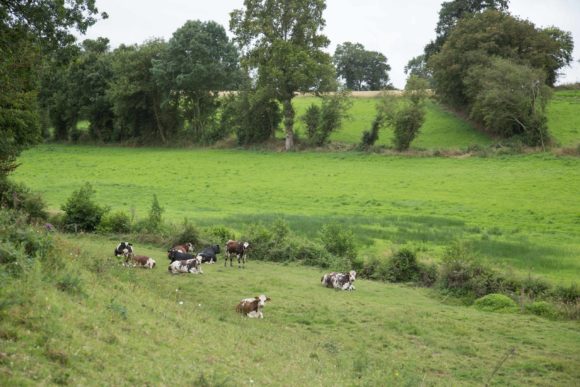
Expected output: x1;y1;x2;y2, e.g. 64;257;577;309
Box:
424;0;509;60
230;0;336;151
464;58;552;147
429;10;573;107
404;54;432;83
108;40;181;143
333;42;392;91
152;20;240;141
147;194;164;232
0;1;105;177
61;183;107;232
378;75;429;151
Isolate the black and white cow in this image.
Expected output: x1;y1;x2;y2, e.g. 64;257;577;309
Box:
114;242;133;257
168;257;203;274
321;270;357;291
167;250;195;263
197;244;220;264
225;240;250;268
236;295;271;318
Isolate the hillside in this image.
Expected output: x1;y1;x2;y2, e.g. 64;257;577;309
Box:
1;233;579;386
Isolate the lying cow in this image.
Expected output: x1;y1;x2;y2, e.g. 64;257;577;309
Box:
321;270;357;291
123;253;156;269
167;250;195;263
171;242;194;253
197;244;220;264
236;295;271;318
168;257;203;274
114;241;133;257
225;240;250;268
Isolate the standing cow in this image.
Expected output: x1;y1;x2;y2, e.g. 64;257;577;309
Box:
225;240;250;268
321;270;357;291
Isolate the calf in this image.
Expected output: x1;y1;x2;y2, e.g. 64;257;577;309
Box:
124;253;156;269
321;270;357;291
171;242;194;253
197;244;220;264
225;240;250;268
236;295;271;318
168;257;203;274
114;242;133;257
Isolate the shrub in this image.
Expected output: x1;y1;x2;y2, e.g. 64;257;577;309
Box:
302;91;352;146
417;262;438;287
170;221;202;249
61;183;107;232
56;272;84;296
525;301;560;320
98;210;132;233
360;114;382;149
385;248;420;282
144;194;164;232
319;223;357;259
474;294;518;313
0;179;48;222
551;283;579;304
204;225;235;244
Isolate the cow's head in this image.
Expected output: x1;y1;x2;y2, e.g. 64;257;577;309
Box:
186;242;193;251
213;244;220;253
256;294;271;308
243;242;250;250
348;270;357;283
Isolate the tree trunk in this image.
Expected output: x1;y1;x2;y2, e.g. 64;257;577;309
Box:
152;96;167;144
283;98;295;150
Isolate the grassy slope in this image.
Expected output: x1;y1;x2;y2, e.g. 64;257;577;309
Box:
1;233;578;386
547;90;580;147
292;97;492;149
12;146;580;283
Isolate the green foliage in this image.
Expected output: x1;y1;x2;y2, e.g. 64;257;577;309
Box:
473;293;518;313
230;0;336;150
302;91;352;146
56;273;84;296
97;210;132;234
61;183;107;232
552;283;579;305
152;20;240;140
385;248;420;282
171;221;202;249
146;194;164;232
359;114;383;148
333;42;392;90
0;178;47;221
220;88;281;145
319;223;356;258
464;58;552;147
525;301;560;319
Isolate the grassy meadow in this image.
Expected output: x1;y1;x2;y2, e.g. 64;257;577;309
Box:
1;233;579;386
12;145;580;283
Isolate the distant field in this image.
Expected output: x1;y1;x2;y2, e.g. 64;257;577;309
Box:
2;232;578;386
547;90;580;147
13;145;580;283
292;96;492;149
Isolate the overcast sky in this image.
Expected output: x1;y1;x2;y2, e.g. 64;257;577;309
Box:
81;0;580;89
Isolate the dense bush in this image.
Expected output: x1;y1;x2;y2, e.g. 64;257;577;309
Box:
385;248;420;282
360;115;382;149
0;178;48;222
525;301;560;319
319;222;356;259
170;221;203;249
98;210;132;233
302;91;352;147
61;183;107;232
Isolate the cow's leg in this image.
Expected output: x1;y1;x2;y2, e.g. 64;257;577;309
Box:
237;254;241;268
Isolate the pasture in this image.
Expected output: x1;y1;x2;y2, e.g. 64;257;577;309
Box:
12;145;580;283
1;233;578;386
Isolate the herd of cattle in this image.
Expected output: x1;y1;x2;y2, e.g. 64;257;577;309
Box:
113;240;357;318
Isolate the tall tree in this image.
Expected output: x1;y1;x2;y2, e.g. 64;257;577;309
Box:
424;0;509;60
0;0;105;176
152;20;240;140
230;0;335;150
334;42;391;91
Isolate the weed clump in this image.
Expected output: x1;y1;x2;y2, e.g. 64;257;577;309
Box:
474;294;518;313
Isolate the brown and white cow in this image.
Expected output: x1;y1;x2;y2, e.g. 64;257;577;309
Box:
225;240;250;268
171;242;194;253
123;253;156;269
168;256;203;274
236;295;271;318
321;270;357;291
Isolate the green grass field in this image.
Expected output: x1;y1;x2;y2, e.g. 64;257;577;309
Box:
12;145;580;283
547;90;580;147
1;233;578;386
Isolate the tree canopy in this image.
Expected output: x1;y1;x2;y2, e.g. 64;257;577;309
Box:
333;42;392;91
230;0;336;150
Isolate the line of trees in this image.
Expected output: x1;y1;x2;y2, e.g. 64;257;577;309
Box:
405;0;574;146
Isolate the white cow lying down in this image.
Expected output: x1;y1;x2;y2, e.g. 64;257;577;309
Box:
321;270;356;291
168;257;203;274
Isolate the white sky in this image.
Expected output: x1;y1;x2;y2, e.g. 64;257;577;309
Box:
81;0;580;89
